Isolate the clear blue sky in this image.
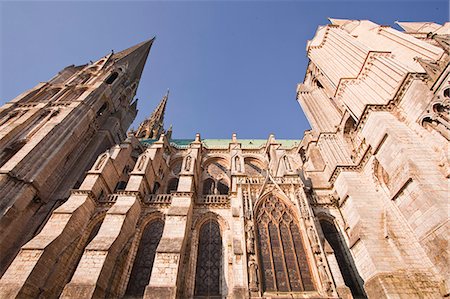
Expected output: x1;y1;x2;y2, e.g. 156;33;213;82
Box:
1;1;448;139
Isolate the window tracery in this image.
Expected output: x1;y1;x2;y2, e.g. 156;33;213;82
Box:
171;159;183;176
202;159;230;195
55;87;87;102
256;195;315;293
125;220;164;297
21;88;61;103
194;220;222;297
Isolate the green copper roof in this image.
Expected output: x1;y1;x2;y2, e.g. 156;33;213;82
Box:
140;138;300;149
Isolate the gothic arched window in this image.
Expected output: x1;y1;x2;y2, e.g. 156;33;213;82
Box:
152;182;160;194
166;178;179;193
217;180;229;195
343;116;357;150
203;178;215;195
105;72;118;84
194;219;222;297
114;180;127;191
320;220;366;298
256;195;315;293
125;219;164;297
96;103;108;117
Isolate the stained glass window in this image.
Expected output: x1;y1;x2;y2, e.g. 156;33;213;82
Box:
194;220;222;297
256;196;315;293
125;220;164;297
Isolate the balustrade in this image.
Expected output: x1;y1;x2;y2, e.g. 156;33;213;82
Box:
144;194;172;204
197;195;229;205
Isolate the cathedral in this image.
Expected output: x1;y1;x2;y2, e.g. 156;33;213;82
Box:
0;19;448;299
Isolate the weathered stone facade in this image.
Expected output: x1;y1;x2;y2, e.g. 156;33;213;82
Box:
0;39;152;278
0;19;448;299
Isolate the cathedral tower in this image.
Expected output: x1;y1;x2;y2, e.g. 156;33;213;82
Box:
0;19;448;299
0;39;154;274
297;19;449;298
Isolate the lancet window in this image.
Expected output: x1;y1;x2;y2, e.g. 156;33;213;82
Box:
21;88;60;103
152;182;160;194
105;72;118;84
0;109;58;167
55;87;87;102
202;159;230;195
202;178;229;195
166;178;179;193
203;178;215;195
320;220;366;297
125;219;164;297
194;219;222;297
256;195;315;293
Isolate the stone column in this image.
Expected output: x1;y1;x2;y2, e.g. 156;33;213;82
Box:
294;185;337;298
229;135;247;298
229;180;246;298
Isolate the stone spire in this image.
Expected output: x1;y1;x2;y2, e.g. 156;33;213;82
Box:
432;34;450;53
111;38;155;83
166;124;173;140
136;90;169;139
414;57;447;83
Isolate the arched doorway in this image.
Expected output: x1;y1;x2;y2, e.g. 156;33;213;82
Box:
194;219;222;298
320;220;366;298
255;195;315;293
124;219;164;297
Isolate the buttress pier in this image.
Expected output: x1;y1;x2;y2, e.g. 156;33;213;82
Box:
0;39;153;275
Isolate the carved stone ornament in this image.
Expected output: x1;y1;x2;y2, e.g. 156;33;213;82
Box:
246;221;255;254
185;155;192;171
307;225;321;254
248;255;259;291
95;153;107;170
318;262;333;295
137;154;146;171
284;156;292;172
235;156;242;172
